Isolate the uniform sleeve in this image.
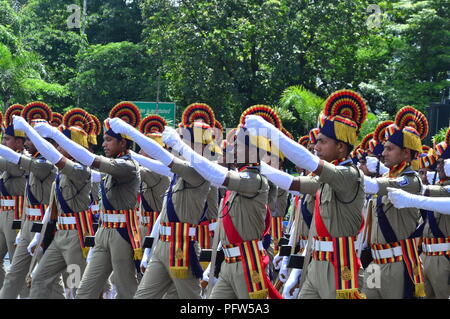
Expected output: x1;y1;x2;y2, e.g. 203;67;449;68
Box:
140;167;163;187
0;157;26;177
97;155;137;182
267;181;278;212
226;170;264;197
376;174;422;196
291;176;321;195
19;155;55;180
61;159;91;187
170;157;206;187
426;185;450;198
318;161;362;197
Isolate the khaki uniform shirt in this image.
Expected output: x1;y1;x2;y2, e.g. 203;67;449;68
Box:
219;166;269;245
370;166;422;244
19;154;56;205
98;155;140;210
55;160;91;214
140;167;170;212
159;157;210;225
295;160;365;238
423;180;450;238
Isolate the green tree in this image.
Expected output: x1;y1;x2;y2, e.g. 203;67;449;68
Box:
70;41;157;119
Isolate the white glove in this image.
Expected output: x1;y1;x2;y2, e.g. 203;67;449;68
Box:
91;170;102;183
282;268;302;299
27;232;41;256
364;176;379;194
86;246;94;263
245;115;320;172
427;171;437;185
140;248;151;274
278;256;289;283
163;126;228;187
13;116;63;165
366;157;388;175
388;187;450;214
34;122;95;166
108;118;174;166
202;263;212;282
15;230;21;245
272;253;283;270
261;161;293;191
0;144;21;164
130;150;174;178
444;159;450;177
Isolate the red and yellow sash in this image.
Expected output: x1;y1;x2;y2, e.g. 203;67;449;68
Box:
160;221;196;279
270;216;283;255
389;161;408;178
102;209;142;260
1;195;24;220
222;189;282;299
422;237;450;256
314;190;366;299
197;219;216;249
400;238;425;297
56;211;95;258
141;210;159;236
26;204;47;221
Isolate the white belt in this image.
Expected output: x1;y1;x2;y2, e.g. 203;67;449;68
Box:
57;216;77;225
90;204;100;212
371;246;403;260
422;243;450;253
222;241;264;258
102;214;126;223
159;225;196;237
299;239;308;249
208;222;217;232
141;216;155;224
312;239;334;252
1;199;15;207
27;208;42;217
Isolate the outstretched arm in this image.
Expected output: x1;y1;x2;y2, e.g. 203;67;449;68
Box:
245;115;320;173
162;126;228;187
387;187;450;214
130;150;173;178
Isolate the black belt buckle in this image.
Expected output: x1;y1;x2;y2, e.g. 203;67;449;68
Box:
287;255;304;269
279;245;292;257
84;236;95;247
31;222;44;233
278;237;289;246
199;249;212;262
12;219;21;230
142;236;154;249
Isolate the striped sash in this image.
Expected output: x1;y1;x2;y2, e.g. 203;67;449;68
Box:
270;216;283;255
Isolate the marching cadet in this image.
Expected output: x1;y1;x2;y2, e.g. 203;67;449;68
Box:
0;105;28;291
161;105;283;299
246;90;368;299
109;103;218;299
363;106;428;299
388;131;450;299
0;102;60;299
32;102;143;299
12;108;94;299
136;115;171;244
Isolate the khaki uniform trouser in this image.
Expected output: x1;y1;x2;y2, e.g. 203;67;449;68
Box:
422;254;450;299
134;240;201;299
76;227;138;299
299;260;365;299
362;261;405;299
0;211;18;290
30;229;86;299
209;260;252;299
0;219;64;299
